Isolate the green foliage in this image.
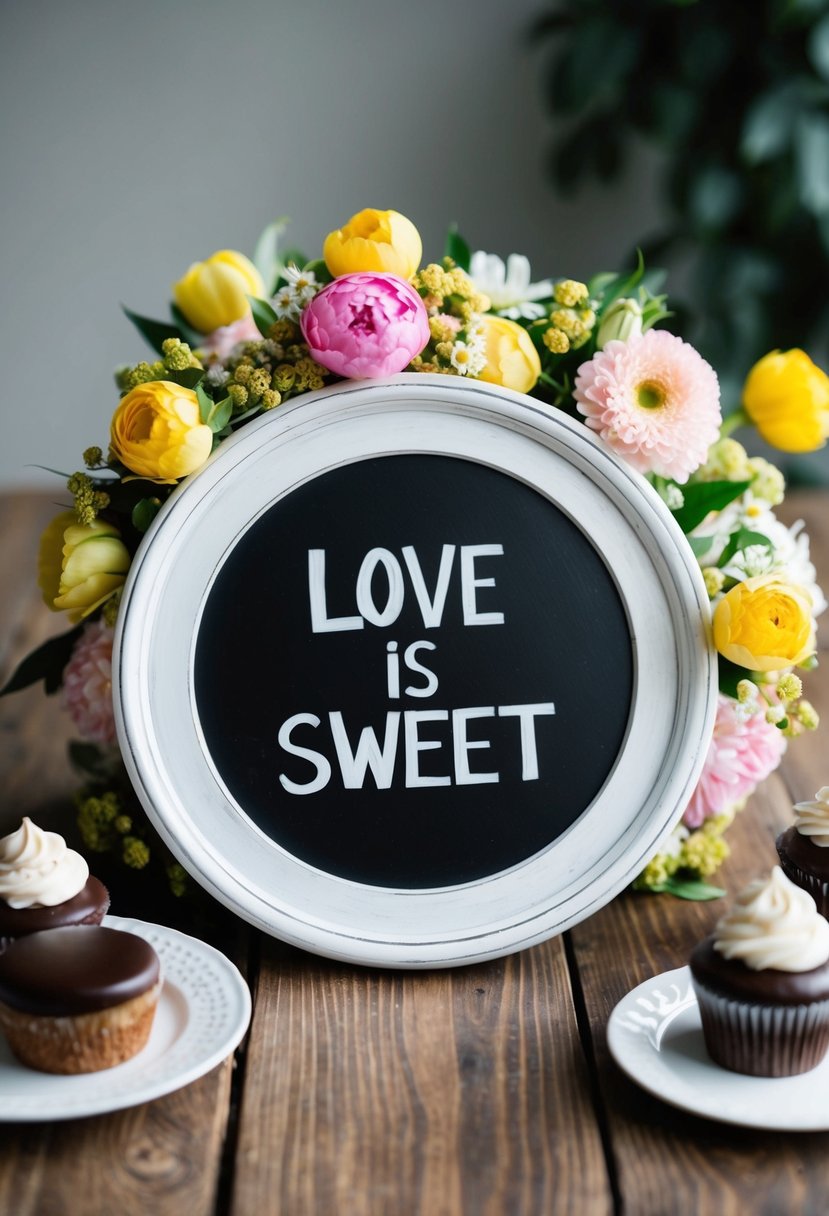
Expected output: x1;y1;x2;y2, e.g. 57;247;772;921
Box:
670;479;751;532
537;0;829;388
0;625;83;696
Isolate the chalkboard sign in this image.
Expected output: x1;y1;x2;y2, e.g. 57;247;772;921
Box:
114;375;717;967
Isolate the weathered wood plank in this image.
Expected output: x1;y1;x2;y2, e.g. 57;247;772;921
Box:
231;936;612;1216
0;1059;234;1216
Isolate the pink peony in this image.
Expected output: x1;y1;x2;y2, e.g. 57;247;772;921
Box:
300;272;429;378
200;314;261;362
683;694;786;828
573;330;721;482
62;620;117;746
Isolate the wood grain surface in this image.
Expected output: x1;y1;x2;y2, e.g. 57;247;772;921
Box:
1;490;829;1216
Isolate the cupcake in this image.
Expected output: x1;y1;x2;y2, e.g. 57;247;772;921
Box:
0;818;109;947
0;925;161;1073
776;786;829;916
690;867;829;1076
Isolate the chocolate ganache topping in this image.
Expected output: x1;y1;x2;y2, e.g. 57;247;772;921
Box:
0;926;161;1016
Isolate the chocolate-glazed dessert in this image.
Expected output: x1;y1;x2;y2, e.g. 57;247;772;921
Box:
690;867;829;1076
777;786;829;916
0;925;161;1073
0;818;109;946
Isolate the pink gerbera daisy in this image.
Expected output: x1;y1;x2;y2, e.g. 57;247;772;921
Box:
573;330;721;482
62;620;117;746
683;694;786;828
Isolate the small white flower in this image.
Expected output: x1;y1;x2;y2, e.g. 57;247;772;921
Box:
468;251;552;319
272;285;299;319
449;339;486;377
283;263;318;308
205;365;230;388
662;484;685;510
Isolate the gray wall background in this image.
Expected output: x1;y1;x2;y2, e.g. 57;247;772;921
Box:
0;0;662;488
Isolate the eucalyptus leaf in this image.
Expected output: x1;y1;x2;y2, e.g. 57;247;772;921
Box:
0;625;83;697
795;111;829;216
671;480;751;533
808;14;829;82
688;535;714;559
122;306;182;355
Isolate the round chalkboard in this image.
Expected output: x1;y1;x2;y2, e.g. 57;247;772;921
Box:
194;454;633;888
114;375;717;967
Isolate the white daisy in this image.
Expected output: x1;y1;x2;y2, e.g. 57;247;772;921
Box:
468;251;552;319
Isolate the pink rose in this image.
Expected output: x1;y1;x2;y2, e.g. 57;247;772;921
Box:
300;272;429;378
200;315;261;362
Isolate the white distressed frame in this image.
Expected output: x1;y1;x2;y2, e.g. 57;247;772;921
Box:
114;374;718;967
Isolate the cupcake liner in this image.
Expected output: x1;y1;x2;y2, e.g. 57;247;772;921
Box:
693;982;829;1076
775;853;829;919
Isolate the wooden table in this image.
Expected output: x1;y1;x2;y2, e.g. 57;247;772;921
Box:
1;489;828;1216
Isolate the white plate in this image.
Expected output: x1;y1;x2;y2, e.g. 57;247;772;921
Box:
608;965;829;1131
0;915;251;1122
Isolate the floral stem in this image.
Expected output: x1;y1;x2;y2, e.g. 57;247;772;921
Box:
720;406;749;439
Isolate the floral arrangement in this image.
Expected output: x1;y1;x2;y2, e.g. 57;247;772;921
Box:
3;207;828;903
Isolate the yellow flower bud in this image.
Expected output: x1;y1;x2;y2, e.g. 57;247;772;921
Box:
712;574;815;672
172;250;265;333
38;511;130;621
475;315;541;395
742;349;829;453
323;208;422;279
110;381;213;482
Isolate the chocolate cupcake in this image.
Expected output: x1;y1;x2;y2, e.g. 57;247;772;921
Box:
0;818;109;947
0;925;161;1073
776;786;829;916
690;867;829;1076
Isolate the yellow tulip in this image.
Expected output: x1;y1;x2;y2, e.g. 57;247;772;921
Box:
323;209;422;279
475;315;541;395
742;349;829;453
38;511;130;620
110;381;213;482
172;250;265;333
713;574;815;672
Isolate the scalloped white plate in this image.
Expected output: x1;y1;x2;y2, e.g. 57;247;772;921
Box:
0;915;251;1122
608;965;829;1131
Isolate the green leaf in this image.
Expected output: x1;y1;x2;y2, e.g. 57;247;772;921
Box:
717;656;759;699
205;396;232;433
164;367;204;390
0;625;83;697
168;303;203;349
302;258;333;286
671;480;751;533
196;383;214;425
716;527;773;569
131;497;162;533
741;84;801;165
253;216;289;294
68;741;115;781
688;535;714;559
662;876;726;901
248;295;279;338
122;306;183;355
278;247;308;276
444;225;471;272
808;14;829;83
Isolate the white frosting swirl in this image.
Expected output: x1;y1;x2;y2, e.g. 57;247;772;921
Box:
794;786;829;848
714;867;829;972
0;818;89;909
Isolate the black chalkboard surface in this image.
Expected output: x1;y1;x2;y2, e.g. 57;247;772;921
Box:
195;454;633;888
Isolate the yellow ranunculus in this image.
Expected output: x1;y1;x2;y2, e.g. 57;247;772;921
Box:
713;575;815;672
38;511;130;620
110;381;213;482
742;349;829;453
323;209;422;279
475;315;541;395
172;249;265;333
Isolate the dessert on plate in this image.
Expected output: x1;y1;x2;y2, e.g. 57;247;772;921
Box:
0;924;161;1073
689;866;829;1076
776;786;829;917
0;817;109;946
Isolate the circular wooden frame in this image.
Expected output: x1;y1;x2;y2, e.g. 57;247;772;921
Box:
114;374;717;967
